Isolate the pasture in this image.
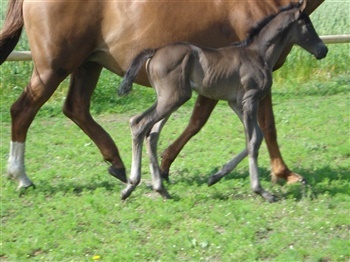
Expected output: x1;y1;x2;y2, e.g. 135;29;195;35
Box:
1;1;349;261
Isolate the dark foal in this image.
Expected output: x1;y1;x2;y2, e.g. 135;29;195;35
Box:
118;2;327;201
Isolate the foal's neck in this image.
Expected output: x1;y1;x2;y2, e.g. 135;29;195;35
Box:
250;14;294;68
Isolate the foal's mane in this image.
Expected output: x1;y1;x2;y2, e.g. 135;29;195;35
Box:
234;3;301;47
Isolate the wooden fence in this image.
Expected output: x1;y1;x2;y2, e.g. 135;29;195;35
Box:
5;34;350;62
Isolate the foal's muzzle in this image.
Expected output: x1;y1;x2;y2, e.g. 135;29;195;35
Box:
315;44;328;60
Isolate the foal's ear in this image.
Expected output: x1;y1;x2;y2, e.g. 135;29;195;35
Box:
298;0;307;12
294;0;307;19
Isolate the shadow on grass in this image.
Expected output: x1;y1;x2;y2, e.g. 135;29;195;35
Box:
11;166;349;202
167;165;350;201
27;179;121;197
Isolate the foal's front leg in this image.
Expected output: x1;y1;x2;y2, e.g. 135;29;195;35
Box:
121;115;145;200
243;92;277;202
121;109;160;200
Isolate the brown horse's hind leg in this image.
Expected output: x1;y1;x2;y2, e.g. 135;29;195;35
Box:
258;92;305;184
8;67;68;189
160;95;218;180
63;62;127;183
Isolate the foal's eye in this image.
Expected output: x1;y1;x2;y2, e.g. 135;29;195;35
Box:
306;24;312;30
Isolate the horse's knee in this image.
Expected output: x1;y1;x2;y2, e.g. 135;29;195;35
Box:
187;118;205;134
10;91;38;120
129;115;142;137
185;112;210;136
261;121;277;141
10;100;24;120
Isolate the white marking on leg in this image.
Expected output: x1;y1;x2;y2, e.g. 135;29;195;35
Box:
129;115;143;186
7;141;33;189
145;118;168;191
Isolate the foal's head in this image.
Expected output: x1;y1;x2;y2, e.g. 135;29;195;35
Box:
236;1;328;60
287;1;328;59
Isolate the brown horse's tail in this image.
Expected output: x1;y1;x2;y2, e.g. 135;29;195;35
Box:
118;49;156;96
0;0;24;65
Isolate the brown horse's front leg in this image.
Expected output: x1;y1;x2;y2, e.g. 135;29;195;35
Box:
160;95;218;180
258;92;305;184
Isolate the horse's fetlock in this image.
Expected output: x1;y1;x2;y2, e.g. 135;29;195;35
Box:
251;184;263;195
129;178;141;187
153;184;164;193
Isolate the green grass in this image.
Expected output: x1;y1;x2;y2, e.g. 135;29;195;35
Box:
1;1;350;261
1;92;349;261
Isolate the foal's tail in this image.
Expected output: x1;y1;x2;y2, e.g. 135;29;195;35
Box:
0;0;24;65
118;49;156;96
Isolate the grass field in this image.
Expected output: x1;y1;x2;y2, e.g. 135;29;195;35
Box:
1;1;349;261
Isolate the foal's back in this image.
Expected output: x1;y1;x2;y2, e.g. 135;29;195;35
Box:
148;43;270;102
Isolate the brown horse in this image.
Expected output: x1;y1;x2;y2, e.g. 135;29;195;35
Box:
0;0;323;190
117;2;327;201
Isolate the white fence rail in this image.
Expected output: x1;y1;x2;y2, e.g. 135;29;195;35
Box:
5;34;350;62
6;51;32;61
320;34;350;44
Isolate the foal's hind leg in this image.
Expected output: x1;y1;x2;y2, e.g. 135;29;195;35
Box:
63;62;126;183
8;67;68;190
122;86;192;199
208;149;248;186
160;95;218;181
208;101;247;186
121;105;172;200
145;117;172;198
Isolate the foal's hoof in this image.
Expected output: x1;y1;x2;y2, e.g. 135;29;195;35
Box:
207;175;222;187
121;185;135;200
262;192;278;203
17;183;36;197
108;166;127;183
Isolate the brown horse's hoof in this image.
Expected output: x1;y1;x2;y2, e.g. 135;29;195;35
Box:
286;172;306;185
108;166;127;183
298;177;307;185
272;169;305;185
160;169;170;182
